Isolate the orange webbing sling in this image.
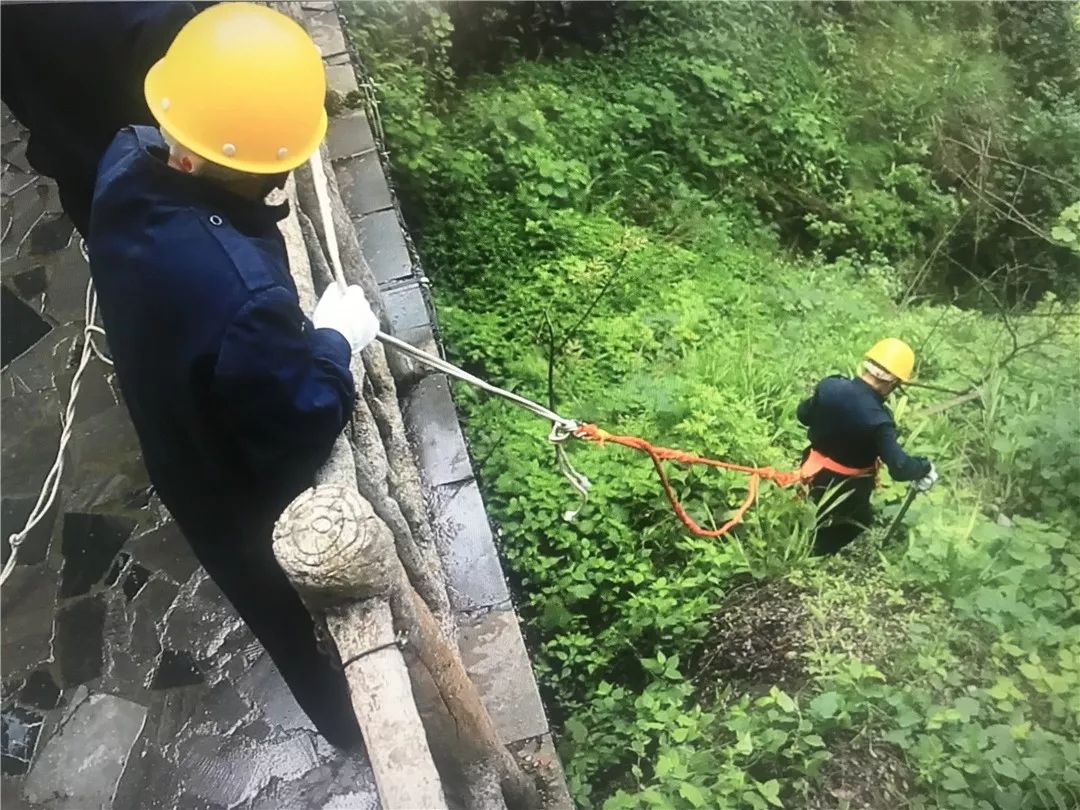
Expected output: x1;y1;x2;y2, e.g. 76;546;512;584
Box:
799;449;878;481
573;424;876;539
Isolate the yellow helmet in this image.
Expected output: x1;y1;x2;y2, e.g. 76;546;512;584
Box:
865;338;916;382
144;3;327;175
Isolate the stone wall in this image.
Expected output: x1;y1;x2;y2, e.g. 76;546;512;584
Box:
307;3;571;804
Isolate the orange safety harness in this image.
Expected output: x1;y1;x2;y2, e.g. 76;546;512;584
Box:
573;424;876;539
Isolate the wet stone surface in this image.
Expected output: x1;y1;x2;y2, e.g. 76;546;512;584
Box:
1;286;51;367
354;209;413;285
18;672;60;712
1;110;379;808
403;373;473;488
60;513;136;597
459;608;549;744
431;479;511;612
334;152;392;218
1;707;43;776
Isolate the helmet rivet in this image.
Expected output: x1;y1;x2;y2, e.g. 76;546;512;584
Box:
222;143;237;157
277;147;289;160
161;98;171;111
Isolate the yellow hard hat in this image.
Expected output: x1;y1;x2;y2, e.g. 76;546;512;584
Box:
144;3;327;175
865;338;916;382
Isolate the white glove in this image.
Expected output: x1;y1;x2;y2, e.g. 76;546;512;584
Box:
313;283;379;354
915;463;939;493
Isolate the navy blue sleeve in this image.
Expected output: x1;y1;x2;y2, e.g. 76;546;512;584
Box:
211;286;355;477
875;423;931;481
797;389;817;426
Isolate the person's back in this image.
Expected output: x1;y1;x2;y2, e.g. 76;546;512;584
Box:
89;126;347;527
1;2;205;234
799;375;895;471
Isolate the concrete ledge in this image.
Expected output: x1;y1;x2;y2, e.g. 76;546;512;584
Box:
431;480;509;612
402;374;473;488
380;282;438;364
334;153;392;218
510;735;575;810
327;109;376;161
307;7;347;58
459;608;548;744
355;210;412;285
325;52;359;97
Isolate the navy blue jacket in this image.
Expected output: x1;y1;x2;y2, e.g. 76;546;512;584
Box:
88;127;354;543
1;2;205;235
797;375;929;482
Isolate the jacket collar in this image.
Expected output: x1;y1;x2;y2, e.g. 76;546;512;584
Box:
131;126;289;233
853;376;886;402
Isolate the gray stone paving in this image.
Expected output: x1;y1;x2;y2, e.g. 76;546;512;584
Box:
0;93;376;810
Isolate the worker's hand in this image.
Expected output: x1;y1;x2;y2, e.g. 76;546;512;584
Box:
313;283;379;354
915;463;938;493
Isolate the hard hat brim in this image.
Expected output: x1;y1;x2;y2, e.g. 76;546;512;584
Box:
144;58;328;175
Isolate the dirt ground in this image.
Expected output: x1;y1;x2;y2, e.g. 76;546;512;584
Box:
693;574;915;810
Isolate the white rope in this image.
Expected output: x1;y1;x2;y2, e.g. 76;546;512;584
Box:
307;151;349;291
305;154;592;516
2;246;112;586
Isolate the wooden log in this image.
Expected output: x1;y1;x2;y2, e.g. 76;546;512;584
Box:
391;586;542;810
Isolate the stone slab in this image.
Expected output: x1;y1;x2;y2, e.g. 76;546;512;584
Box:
431;479;509;612
23;693;147;810
41;239;93;326
55;595;107;686
509;734;575;810
354;209;412;285
381;281;429;334
403;373;472;487
306;7;347;57
335;151;392;218
327;109;376;161
1;562;59;680
248;755;380;810
458;609;549;744
126;521;201;585
326;62;359;98
1;285;51;368
1;705;44;776
379;282;439;381
1;495;58;568
177;730;319;808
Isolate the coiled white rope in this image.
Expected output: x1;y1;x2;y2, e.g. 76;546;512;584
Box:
2;243;112;586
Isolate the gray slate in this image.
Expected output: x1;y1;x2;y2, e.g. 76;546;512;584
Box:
23;693;147;810
403;373;472;487
431;480;509;611
354;209;412;284
334;152;392;218
459;609;549;743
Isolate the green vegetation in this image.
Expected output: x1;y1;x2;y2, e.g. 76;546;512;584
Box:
347;3;1080;808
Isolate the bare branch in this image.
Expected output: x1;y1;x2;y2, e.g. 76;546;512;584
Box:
941;135;1079;192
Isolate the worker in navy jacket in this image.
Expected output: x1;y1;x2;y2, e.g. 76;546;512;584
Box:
797;339;937;554
55;4;373;747
1;1;210;236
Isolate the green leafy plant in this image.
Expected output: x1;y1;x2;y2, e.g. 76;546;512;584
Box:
347;4;1080;807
